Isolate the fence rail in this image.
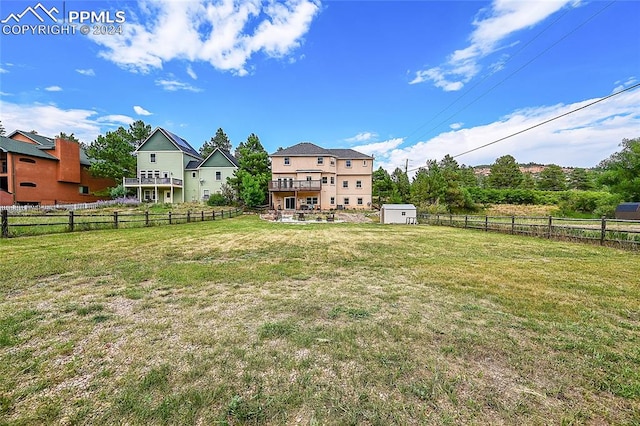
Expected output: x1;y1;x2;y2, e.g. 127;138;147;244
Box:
0;200;127;213
1;208;243;238
420;213;640;250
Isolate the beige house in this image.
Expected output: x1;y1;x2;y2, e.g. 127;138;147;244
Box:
269;142;373;211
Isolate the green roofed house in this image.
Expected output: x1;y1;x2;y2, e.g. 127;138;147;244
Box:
123;127;238;203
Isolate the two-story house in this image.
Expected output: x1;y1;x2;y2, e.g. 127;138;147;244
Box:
269;142;373;211
124;127;238;203
0;131;115;206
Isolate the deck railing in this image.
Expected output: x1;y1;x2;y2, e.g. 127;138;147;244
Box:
124;177;183;186
268;180;321;191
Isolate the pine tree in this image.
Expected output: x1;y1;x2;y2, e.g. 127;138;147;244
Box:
200;127;232;158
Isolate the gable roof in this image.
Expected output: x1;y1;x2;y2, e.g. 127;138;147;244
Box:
136;127;202;158
8;130;55;147
0;136;58;160
202;148;239;168
271;142;372;159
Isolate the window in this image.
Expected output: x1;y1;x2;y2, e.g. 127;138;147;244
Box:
154;170;160;178
140;171;146;179
356;180;362;188
330;177;335;185
216;171;222;180
317;157;324;165
150;153;156;163
163;171;170;178
342;180;348;188
322;177;328;184
203;189;210;197
363;160;367;166
330;197;335;205
346;160;352;168
306;197;318;205
19;157;36;164
306;176;312;181
330;159;335;166
357;198;363;205
402;211;406;216
19;182;36;187
143;189;155;201
344;197;350;205
284;157;290;165
79;186;89;194
192;172;197;178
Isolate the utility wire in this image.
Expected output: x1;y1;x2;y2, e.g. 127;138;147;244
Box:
451;82;640;159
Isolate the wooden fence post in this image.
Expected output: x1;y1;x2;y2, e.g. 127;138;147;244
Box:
113;211;119;229
201;211;204;221
548;216;553;238
464;215;468;228
187;211;191;223
511;216;515;234
69;211;74;232
212;210;215;220
600;216;606;245
169;212;172;225
1;210;8;238
485;215;488;232
145;211;149;226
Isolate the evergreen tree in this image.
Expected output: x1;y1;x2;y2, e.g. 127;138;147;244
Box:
486;155;523;189
372;167;393;204
200;127;232;158
568;168;594;190
537;164;567;191
390;167;410;202
0;120;6;136
519;172;537;189
86;127;137;180
128;120;152;148
56;132;80;143
228;133;271;206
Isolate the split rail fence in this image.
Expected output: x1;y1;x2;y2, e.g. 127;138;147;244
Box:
420;213;640;250
1;208;243;238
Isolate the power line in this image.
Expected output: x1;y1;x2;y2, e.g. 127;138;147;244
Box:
451;83;640;159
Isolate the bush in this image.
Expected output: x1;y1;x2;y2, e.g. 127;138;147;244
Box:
206;193;228;206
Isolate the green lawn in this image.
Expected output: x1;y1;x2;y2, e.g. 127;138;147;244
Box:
1;215;638;424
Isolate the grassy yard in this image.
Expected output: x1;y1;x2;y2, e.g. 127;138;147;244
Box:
1;215;638;425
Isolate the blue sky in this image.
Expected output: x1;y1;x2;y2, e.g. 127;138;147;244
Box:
1;0;639;172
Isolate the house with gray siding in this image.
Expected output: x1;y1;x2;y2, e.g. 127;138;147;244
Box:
123;127;238;203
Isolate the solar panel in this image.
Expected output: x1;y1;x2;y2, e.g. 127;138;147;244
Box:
163;129;199;157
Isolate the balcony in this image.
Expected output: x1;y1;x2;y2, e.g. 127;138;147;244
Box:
269;180;321;192
124;177;183;186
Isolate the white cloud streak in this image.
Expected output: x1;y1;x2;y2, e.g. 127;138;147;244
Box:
410;0;577;90
76;68;96;76
44;85;62;92
155;78;202;92
133;105;153;116
90;0;321;75
345;131;378;143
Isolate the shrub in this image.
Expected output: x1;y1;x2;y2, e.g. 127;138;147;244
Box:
206;193;228;206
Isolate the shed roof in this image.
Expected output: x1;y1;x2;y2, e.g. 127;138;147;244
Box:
381;204;416;210
616;202;640;212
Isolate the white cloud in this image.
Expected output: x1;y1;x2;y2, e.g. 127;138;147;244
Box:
0;92;11;96
76;68;96;76
155;78;202;92
186;64;197;80
133;105;153;116
0;68;8;74
345;132;378;143
0;101;135;143
450;122;463;130
44;85;62;92
377;88;640;173
352;138;404;158
411;0;577;90
90;0;321;75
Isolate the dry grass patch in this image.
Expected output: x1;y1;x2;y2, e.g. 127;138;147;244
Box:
1;215;639;424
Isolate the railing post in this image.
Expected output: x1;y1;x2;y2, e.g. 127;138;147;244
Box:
114;211;119;229
145;211;149;226
69;211;74;232
511;216;515;234
548;216;553;238
1;210;8;238
169;211;172;225
485;215;488;232
600;216;606;245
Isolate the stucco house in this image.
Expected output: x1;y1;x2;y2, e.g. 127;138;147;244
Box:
0;131;115;206
123;127;238;203
269;142;373;211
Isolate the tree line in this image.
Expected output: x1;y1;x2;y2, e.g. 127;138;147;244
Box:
373;137;640;217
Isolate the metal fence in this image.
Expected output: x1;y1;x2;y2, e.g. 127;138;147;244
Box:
1;208;243;238
420;213;640;250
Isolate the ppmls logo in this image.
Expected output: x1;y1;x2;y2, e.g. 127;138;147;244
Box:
2;2;125;36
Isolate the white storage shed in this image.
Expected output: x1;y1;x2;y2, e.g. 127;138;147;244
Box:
381;204;417;224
